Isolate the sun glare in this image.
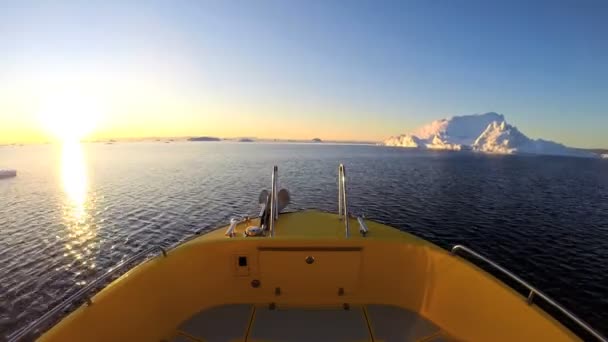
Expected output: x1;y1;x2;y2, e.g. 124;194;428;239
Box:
61;141;88;221
37;90;104;143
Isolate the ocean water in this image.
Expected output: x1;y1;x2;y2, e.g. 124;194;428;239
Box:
1;142;607;339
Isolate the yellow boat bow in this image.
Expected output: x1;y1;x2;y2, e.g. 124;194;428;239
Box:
10;165;606;342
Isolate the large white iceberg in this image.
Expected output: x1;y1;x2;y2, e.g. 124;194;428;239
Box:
385;112;504;151
385;112;595;158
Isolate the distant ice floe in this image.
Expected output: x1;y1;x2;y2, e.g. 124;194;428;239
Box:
0;169;17;178
384;112;596;158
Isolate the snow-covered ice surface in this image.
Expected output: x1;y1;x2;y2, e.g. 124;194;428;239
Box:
412;112;504;146
385;113;595;158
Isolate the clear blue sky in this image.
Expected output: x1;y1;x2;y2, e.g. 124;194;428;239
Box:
1;1;607;147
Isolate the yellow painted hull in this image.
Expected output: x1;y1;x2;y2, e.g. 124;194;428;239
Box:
39;210;580;341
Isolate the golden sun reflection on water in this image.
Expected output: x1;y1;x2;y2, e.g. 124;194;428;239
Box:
61;142;88;221
60;142;97;279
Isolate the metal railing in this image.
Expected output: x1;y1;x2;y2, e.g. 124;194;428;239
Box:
338;164;349;238
451;245;607;342
269;165;278;237
8;246;167;342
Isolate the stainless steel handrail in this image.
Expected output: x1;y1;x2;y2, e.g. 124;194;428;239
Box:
338;166;343;218
8;246;167;342
451;245;607;342
273;166;278;222
269;166;278;237
338;164;349;238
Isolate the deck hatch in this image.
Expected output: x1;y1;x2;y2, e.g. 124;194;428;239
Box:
259;250;361;297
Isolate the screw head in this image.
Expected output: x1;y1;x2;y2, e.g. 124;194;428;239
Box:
305;256;315;264
251;279;261;288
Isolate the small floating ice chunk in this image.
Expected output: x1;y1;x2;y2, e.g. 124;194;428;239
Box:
0;169;17;178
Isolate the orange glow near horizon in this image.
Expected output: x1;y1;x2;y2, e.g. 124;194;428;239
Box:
0;70;394;144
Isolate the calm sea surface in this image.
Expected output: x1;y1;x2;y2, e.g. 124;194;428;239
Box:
1;142;607;338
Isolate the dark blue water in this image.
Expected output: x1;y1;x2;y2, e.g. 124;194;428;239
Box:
1;142;607;339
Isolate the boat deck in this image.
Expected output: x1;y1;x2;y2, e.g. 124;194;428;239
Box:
31;211;586;342
171;304;450;342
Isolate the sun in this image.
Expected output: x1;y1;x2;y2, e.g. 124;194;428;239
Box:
37;90;104;143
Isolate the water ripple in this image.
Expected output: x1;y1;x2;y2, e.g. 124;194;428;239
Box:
1;143;607;339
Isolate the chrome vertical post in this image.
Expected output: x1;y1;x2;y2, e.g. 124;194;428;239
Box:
274;166;279;221
269;166;277;237
338;165;343;217
339;164;349;238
